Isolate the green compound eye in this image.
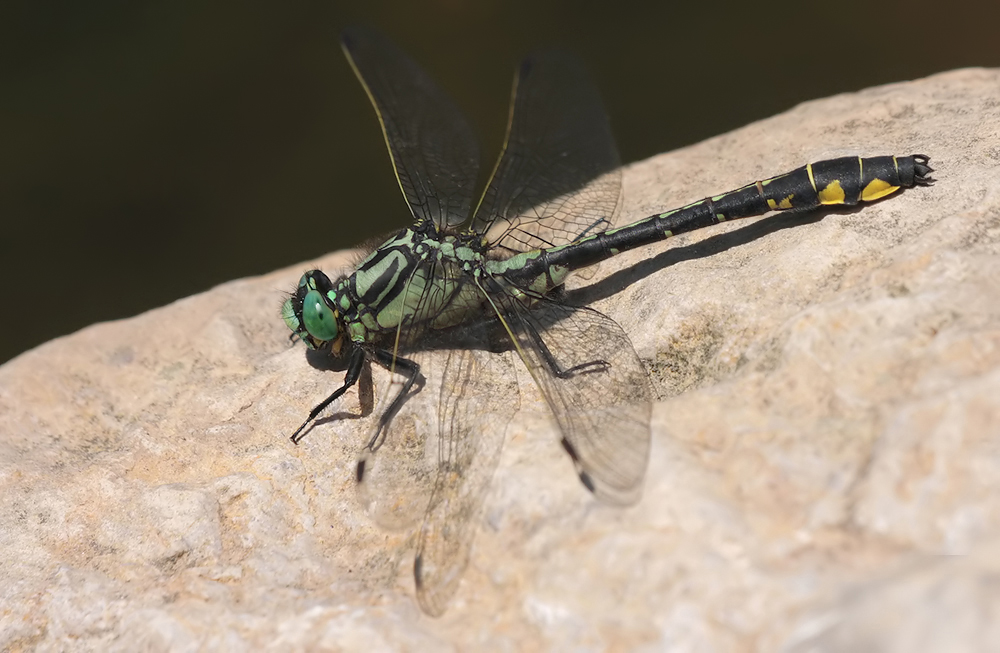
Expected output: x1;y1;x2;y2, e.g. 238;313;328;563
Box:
301;289;338;342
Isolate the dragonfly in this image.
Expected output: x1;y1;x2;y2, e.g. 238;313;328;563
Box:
281;26;934;616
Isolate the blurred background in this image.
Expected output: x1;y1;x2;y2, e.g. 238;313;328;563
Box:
2;0;997;364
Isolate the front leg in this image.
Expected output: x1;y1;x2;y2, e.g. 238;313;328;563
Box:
290;346;367;444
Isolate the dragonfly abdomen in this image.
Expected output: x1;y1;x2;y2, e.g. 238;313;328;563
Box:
522;155;932;278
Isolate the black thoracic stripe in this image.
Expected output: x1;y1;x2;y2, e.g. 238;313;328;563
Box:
351;246;406;306
509;155;932;280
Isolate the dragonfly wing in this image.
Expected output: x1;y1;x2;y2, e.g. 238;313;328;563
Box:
342;26;480;228
489;281;651;505
354;255;467;529
471;50;622;254
414;344;518;616
352;257;519;615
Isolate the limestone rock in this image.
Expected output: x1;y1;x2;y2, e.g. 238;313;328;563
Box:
2;68;999;651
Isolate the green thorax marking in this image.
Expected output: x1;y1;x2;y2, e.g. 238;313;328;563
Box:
333;225;495;344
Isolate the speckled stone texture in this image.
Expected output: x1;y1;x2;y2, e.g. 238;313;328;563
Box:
2;68;999;652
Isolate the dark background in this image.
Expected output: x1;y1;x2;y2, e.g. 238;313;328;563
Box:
2;0;997;364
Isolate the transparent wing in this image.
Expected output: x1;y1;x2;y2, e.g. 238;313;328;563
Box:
342;26;480;228
414;343;517;617
471;50;622;254
354;259;519;616
354;256;473;530
487;278;651;505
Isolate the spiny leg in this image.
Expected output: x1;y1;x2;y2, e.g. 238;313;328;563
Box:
290;346;367;444
517;292;611;378
488;286;653;505
368;348;423;449
355;348;422;483
534;324;610;377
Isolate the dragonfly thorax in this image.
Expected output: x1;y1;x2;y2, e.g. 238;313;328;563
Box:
283;223;493;352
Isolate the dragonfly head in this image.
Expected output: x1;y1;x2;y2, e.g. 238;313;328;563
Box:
282;270;345;353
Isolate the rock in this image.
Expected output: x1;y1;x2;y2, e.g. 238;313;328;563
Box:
2;67;999;651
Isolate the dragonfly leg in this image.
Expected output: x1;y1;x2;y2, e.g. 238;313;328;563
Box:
525;317;610;378
355;349;422;485
290;346;367;444
365;348;423;452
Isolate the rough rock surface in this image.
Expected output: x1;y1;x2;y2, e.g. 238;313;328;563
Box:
2;68;1000;651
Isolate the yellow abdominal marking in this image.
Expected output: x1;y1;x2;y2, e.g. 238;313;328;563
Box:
766;194;795;210
818;180;845;205
861;178;899;201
